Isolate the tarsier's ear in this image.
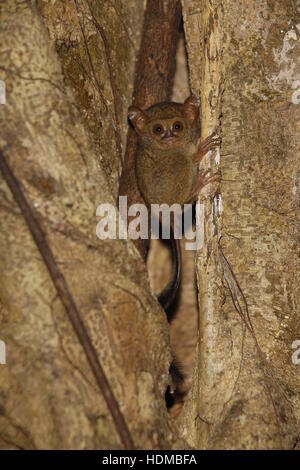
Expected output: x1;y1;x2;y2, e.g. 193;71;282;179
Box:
182;95;200;125
128;106;149;133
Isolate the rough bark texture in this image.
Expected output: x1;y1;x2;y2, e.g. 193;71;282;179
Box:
181;0;300;450
0;0;173;449
36;0;144;198
1;0;299;451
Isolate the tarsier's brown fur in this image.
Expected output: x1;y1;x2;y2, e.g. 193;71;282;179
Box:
129;95;220;208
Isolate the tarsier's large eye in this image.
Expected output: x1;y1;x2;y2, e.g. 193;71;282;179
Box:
173;121;183;131
153;124;163;135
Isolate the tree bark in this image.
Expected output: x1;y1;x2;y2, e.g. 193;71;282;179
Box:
0;0;299;451
181;0;300;449
0;0;172;449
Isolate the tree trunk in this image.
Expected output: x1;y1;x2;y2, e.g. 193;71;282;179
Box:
0;0;299;450
181;0;300;449
0;0;172;450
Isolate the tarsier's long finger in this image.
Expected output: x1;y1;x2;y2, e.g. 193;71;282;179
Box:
194;177;219;193
195;136;221;162
204;174;220;183
195;147;219;162
187;173;221;202
200;168;221;182
202;130;217;142
203;143;221;154
201;138;221;150
200;168;213;177
197;131;218;146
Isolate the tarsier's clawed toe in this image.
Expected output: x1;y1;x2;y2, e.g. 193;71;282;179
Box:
187;168;221;202
208;136;222;148
203;135;221;149
195;131;221;162
199;168;221;185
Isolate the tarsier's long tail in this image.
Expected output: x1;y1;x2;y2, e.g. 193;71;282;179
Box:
157;228;185;406
157;231;181;314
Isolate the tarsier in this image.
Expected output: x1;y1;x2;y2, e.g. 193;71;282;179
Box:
128;95;220;400
128;95;220;304
128;95;220;207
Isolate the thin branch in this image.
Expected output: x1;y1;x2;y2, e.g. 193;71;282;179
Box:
0;150;134;450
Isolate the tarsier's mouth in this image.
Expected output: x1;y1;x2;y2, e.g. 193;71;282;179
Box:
161;135;178;142
160;138;178;146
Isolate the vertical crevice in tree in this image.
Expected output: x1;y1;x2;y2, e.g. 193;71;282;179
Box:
119;0;182;259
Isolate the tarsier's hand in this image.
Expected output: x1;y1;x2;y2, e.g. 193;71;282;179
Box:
197;168;220;187
194;131;221;163
187;130;221;202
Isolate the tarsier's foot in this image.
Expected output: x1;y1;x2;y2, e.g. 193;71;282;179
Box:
187;168;220;202
194;131;221;162
197;168;221;188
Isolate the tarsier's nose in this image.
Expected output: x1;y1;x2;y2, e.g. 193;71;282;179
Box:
163;129;174;138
